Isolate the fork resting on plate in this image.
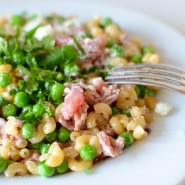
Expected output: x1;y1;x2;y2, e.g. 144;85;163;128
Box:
105;64;185;95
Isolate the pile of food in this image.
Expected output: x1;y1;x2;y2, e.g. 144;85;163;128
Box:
0;13;161;177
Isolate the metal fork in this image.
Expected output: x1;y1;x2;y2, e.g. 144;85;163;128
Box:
105;64;185;95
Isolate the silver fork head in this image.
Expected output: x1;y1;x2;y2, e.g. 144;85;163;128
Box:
105;64;185;95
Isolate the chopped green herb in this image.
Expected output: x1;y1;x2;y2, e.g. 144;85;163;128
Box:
10;15;25;26
122;109;131;117
112;107;121;115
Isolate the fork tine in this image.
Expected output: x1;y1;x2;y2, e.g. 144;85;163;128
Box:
106;78;185;95
105;64;185;95
106;73;185;86
109;67;185;79
112;63;185;73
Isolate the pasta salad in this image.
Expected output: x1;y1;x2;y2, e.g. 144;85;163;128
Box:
0;13;160;177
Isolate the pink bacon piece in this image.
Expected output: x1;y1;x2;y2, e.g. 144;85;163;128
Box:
100;85;120;105
89;77;105;93
57;85;89;130
97;131;124;157
61;85;85;120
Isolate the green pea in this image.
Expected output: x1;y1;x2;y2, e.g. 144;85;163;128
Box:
100;17;112;27
0;157;8;173
0;72;12;88
142;46;154;54
12;51;25;65
14;92;30;108
10;15;24;25
33;103;45;118
29;140;45;150
56;159;68;174
38;161;55;177
50;83;64;101
119;131;134;147
21;123;36;139
80;144;97;161
131;54;142;64
40;144;50;154
2;104;17;118
58;127;70;143
110;44;124;57
45;131;57;142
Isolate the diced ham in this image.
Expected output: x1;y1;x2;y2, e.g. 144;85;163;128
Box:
100;85;120;105
58;102;89;131
56;34;107;65
102;125;116;137
84;89;101;106
61;85;85;120
89;77;105;93
97;131;124;157
57;84;89;131
58;115;75;131
80;36;105;64
73;102;89;130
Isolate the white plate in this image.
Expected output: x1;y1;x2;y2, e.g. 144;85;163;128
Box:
1;0;185;185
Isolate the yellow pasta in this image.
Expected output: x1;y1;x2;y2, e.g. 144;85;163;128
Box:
19;148;30;158
29;123;46;144
63;147;79;159
133;125;148;140
45;142;64;167
86;111;98;128
89;136;102;156
68;159;93;172
4;117;19;136
94;103;112;120
25;161;39;176
5;162;27;177
109;116;125;135
75;135;91;151
15;139;28;149
42;113;56;134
